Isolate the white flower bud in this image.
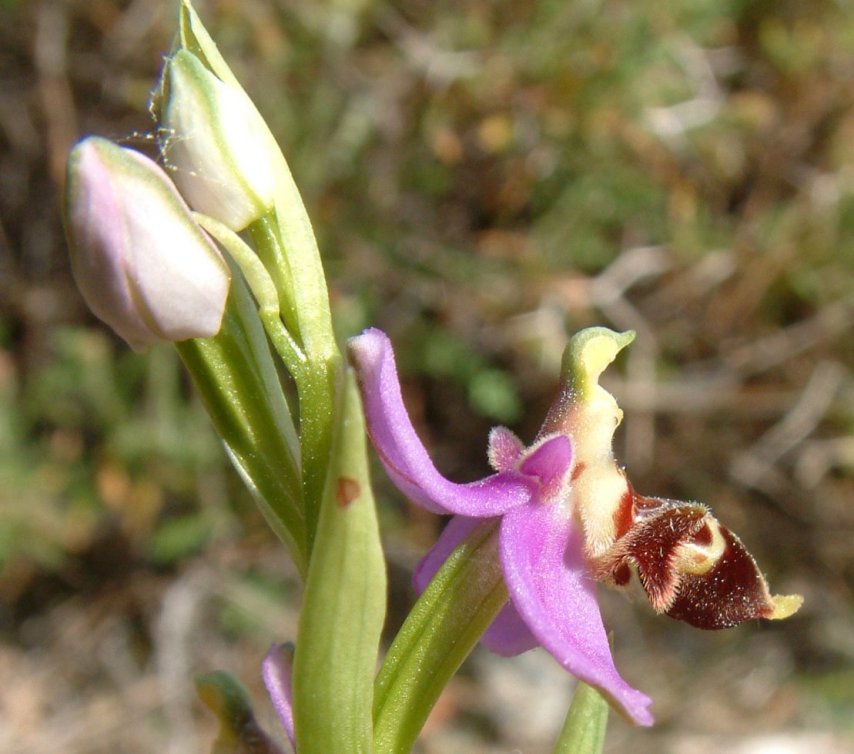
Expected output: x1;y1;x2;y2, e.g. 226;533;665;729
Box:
64;136;231;351
160;50;279;230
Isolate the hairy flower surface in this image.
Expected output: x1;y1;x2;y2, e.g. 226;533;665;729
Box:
64;136;230;351
348;327;802;726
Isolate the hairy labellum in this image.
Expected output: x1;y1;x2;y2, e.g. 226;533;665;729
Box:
591;491;802;629
550;330;801;631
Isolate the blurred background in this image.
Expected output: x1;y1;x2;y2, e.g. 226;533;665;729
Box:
0;0;852;752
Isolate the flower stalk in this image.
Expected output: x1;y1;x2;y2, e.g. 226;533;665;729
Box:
553;682;610;754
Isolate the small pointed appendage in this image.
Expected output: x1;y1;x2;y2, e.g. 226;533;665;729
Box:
593;493;803;629
487;426;525;472
767;594;804;620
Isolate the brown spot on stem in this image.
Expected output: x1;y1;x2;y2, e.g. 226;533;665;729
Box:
336;477;361;507
571;461;586;481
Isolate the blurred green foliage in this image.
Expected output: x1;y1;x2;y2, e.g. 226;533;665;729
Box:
0;325;237;576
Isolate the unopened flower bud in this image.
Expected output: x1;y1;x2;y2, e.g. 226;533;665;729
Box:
159;49;279;230
64;136;231;351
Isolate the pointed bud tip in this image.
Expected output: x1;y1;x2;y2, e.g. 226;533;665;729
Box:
159;49;278;230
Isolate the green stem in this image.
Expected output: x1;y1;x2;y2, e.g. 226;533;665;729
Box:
296;359;339;554
268;162;337;366
248;212;339;555
248;214;300;339
553;682;609;754
194;211;308;381
372;521;508;754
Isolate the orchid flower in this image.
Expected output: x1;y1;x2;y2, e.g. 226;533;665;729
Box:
347;327;802;727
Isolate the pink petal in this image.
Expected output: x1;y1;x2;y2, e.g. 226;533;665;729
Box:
518;434;573;500
413;515;539;655
349;329;533;516
413;516;481;592
499;504;654;726
262;644;296;749
481;601;539;656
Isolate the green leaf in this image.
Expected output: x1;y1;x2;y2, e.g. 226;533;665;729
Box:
552;682;610;754
176;272;306;574
195;671;285;754
372;521;507;754
292;369;387;754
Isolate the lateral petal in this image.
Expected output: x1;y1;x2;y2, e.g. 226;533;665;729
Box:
349;329;533;516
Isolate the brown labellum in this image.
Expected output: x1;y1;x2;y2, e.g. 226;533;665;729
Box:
593;497;710;613
592;492;802;630
665;524;791;629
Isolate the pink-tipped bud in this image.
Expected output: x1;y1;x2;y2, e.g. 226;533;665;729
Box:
64;136;231;351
